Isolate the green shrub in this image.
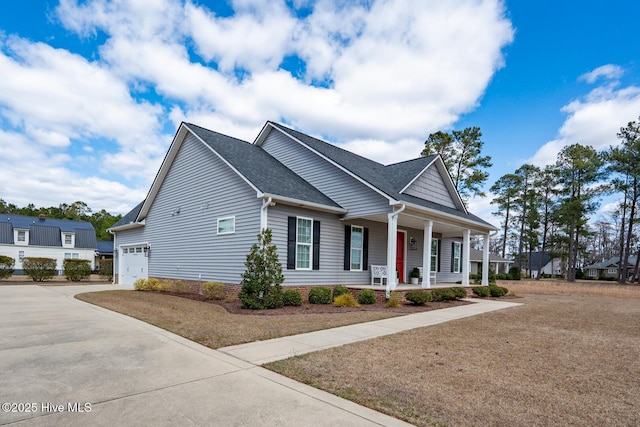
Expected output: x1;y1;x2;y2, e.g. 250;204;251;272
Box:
472;286;490;297
449;287;468;299
508;266;521;280
489;285;507;297
63;259;91;281
22;257;56;282
203;281;226;300
386;291;401;308
0;255;15;279
239;229;285;310
496;273;512;280
334;293;360;307
98;259;113;281
283;289;302;306
404;290;432;305
309;287;332;304
431;288;456;301
358;289;377;305
332;285;350;300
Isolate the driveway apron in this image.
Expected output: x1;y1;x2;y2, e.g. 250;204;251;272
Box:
0;285;410;426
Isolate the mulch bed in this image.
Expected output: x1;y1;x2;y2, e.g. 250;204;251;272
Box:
173;291;471;315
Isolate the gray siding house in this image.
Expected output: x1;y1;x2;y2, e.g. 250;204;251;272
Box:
110;122;497;294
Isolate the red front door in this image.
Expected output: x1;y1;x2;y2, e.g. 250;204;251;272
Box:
396;232;405;282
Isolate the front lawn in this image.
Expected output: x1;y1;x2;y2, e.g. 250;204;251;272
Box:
266;282;640;426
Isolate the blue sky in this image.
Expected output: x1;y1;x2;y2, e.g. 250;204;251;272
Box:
0;0;639;224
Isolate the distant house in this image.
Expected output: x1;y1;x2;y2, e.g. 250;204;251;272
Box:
95;240;114;272
584;256;637;280
520;251;562;278
469;249;511;276
0;214;97;274
109;122;497;293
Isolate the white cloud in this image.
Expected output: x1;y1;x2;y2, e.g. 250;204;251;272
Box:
529;80;640;166
1;0;515;213
579;64;624;84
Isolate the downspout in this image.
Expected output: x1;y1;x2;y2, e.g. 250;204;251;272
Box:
261;197;273;230
108;228;117;285
386;203;406;298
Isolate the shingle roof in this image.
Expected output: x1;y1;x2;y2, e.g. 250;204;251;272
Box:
185;123;341;209
268;122;494;228
111;201;144;228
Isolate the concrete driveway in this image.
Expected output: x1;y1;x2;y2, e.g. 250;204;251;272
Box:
0;285;409;426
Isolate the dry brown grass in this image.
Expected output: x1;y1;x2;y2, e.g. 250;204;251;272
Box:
267;282;640;427
76;290;400;348
504;278;640;298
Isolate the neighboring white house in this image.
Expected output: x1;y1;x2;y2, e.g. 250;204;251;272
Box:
110;121;497;293
0;214;97;274
469;249;511;275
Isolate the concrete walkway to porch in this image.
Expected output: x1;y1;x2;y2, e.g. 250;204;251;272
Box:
219;298;522;365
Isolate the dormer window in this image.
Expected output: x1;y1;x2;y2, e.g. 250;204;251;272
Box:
63;233;74;247
17;231;26;242
15;229;28;245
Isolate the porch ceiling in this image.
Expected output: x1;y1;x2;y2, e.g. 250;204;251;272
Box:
352;212;486;237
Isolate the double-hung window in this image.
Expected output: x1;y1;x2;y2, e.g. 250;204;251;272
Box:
452;242;462;273
17;231;26;242
296;217;313;270
350;226;363;271
64;234;72;245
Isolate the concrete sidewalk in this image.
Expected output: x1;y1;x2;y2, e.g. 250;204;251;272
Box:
219;298;522;365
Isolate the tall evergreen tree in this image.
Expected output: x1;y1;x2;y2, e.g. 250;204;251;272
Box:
422;126;492;203
555;144;604;282
490;173;521;258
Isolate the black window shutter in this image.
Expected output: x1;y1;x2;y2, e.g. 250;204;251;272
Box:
343;225;351;270
460;243;463;271
312;221;320;270
451;242;455;273
437;239;441;272
363;228;369;270
287;217;296;270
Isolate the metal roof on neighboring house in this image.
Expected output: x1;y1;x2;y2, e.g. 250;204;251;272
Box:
469;248;511;263
28;224;62;246
96;240;114;255
0;222;13;244
185;123;342;209
0;214;96;249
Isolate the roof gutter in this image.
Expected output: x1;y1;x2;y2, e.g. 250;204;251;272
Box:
258;193;347;214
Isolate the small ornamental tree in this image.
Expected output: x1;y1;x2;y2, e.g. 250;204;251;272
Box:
63;259;91;281
0;255;15;279
22;257;57;282
239;229;284;309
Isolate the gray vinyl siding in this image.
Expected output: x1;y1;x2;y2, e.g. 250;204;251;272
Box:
404;166;456;208
268;204;388;285
115;132;262;283
261;130;390;217
436;237;464;283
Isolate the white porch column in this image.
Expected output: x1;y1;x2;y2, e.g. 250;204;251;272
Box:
482;234;490;286
462;228;471;286
386;213;398;297
422;220;433;288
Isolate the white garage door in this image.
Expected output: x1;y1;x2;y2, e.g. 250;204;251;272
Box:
119;245;148;287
